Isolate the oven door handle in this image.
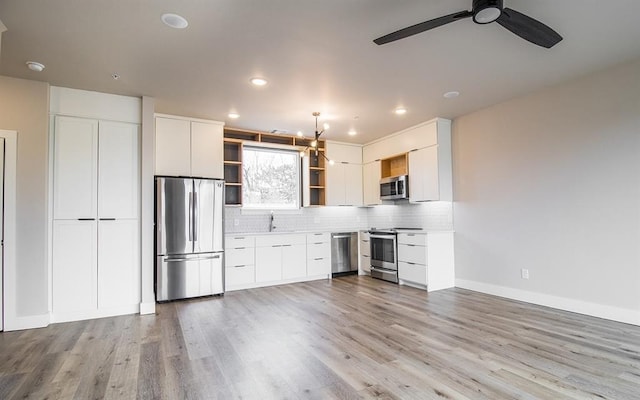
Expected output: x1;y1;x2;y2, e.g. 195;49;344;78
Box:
370;234;396;240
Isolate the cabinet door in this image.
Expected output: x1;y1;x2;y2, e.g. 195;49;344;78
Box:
52;220;98;314
99;121;139;219
409;146;439;202
326;142;362;164
325;163;346;206
98;219;140;309
307;258;331;276
191;121;223;179
255;246;282;282
155;117;191;176
53;116;98;219
363;161;381;206
344;163;363;206
282;244;306;279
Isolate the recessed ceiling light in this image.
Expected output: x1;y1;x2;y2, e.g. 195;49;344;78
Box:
394;107;407;115
323;123;330;130
26;61;45;72
444;91;460;99
250;77;268;86
161;13;189;29
112;73;120;80
228;112;239;119
297;131;303;137
348;129;357;136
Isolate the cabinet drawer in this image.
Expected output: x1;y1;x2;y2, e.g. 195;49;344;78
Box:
360;254;371;272
307;257;331;276
225;265;255;286
398;261;427;285
225;247;254;267
360;241;370;257
398;243;427;265
306;232;330;243
307;241;331;259
256;233;306;247
397;233;427;246
226;235;255;249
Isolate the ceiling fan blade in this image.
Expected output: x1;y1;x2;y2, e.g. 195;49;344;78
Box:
374;10;472;45
496;8;562;48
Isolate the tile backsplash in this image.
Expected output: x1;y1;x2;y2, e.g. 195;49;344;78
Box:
225;201;453;233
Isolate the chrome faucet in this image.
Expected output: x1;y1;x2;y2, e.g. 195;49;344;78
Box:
269;211;276;232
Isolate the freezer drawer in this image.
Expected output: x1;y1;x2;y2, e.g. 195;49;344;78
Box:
156;253;224;301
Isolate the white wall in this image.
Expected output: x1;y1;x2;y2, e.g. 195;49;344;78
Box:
452;59;640;324
0;76;49;326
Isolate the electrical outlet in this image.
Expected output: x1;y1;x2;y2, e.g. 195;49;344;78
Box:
234;218;239;226
521;269;529;279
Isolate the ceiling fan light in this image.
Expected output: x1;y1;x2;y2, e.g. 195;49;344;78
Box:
474;7;501;23
311;140;317;148
472;0;503;24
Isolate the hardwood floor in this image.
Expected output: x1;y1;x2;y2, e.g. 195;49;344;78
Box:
2;275;640;399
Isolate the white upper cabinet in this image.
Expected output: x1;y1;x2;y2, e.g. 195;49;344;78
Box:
155;115;224;179
155;117;191;176
362;161;381;206
325;141;363;206
190;121;224;178
363;118;452;203
408;146;440;202
98;121;139;219
53;116;98;219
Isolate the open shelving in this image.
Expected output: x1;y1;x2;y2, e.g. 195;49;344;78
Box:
222;127;326;206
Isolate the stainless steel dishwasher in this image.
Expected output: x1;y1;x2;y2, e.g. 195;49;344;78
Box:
331;232;358;276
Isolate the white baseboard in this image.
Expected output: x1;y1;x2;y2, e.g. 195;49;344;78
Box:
4;313;50;331
50;304;140;324
139;302;156;315
456;279;640;326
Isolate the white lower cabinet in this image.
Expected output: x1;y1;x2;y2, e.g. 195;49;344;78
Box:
306;232;331;277
256;234;306;283
226;265;256;288
53;220;98;314
98;219;139;308
359;231;371;274
256;245;284;282
52;219;140;321
282;244;307;279
397;232;454;292
225;235;256;289
225;232;331;290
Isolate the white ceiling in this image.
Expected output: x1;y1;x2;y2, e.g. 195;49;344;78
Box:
1;0;640;144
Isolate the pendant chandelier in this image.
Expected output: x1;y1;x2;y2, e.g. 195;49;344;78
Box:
300;112;333;164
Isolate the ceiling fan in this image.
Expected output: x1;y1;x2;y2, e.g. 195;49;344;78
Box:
374;0;562;49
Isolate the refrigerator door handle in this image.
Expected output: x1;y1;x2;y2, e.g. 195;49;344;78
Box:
188;191;193;242
165;254;221;262
193;191;198;242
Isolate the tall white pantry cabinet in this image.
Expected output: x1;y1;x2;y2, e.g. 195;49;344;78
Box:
50;87;141;323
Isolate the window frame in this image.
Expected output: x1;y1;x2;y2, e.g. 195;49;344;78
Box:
241;144;302;210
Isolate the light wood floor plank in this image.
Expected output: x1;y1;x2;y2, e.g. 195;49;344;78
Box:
2;275;640;399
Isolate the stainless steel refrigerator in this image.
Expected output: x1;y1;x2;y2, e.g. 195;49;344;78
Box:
155;177;224;301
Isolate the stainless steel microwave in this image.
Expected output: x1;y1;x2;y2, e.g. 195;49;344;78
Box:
380;175;408;200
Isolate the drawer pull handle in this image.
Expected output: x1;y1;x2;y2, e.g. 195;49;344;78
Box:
234;265;247;268
234;236;245;239
313;258;323;261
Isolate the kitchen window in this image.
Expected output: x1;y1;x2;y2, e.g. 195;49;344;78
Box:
242;146;301;209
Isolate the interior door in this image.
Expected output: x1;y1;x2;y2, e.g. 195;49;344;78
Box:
0;137;4;331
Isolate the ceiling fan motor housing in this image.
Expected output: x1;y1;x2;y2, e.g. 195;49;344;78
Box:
473;0;503;24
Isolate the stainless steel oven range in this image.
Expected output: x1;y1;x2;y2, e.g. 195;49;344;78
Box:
368;229;399;283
